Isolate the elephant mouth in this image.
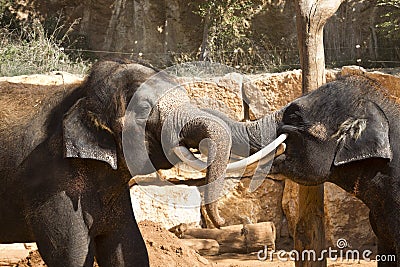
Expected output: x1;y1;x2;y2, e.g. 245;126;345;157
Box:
269;153;287;174
172;134;288;173
279;124;304;136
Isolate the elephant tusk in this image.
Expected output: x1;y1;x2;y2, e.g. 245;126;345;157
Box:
172;134;288;173
225;133;288;171
275;142;286;157
172;147;208;172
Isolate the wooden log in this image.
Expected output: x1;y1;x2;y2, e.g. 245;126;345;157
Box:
183;222;276;254
243;222;276;251
183;224;243;253
180;239;219;256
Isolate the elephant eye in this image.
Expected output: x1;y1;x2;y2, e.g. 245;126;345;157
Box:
289;112;302;121
283;104;305;126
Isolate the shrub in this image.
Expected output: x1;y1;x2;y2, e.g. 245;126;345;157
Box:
172;0;291;74
0;7;90;77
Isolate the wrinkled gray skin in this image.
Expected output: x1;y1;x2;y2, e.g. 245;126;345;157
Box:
203;108;282;159
0;60;231;267
208;75;400;266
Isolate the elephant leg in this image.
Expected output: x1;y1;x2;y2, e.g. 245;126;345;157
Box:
28;192;94;267
94;221;148;267
376;240;397;267
94;192;149;267
370;212;398;266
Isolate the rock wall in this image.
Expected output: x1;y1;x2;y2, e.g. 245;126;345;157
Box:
17;0;204;65
14;0;394;67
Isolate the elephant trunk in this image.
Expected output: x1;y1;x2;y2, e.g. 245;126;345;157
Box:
202;108;282;157
200;117;231;228
164;107;232;228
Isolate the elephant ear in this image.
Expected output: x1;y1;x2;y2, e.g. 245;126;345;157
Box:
333;101;392;166
63;98;118;169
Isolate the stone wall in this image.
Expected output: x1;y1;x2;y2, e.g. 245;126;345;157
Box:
14;0;395;67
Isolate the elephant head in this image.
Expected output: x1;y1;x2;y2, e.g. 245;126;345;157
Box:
203;75;393;188
206;75;400;260
273;75;393;186
61;59;238;228
63;60;155;173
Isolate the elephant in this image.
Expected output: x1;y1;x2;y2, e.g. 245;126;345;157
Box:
0;59;240;266
205;75;400;266
274;75;399;266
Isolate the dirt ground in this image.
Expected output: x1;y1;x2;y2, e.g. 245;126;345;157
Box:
206;254;377;267
10;221;210;267
0;221;377;267
11;252;380;267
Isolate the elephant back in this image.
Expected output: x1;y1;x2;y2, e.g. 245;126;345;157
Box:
0;81;79;174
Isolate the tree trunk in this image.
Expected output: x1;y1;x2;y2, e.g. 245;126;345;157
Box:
293;1;345;267
199;10;210;61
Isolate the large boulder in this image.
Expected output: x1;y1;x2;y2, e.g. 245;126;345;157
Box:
131;174;202;229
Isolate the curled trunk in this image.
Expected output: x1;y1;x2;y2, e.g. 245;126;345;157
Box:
162;106;232;228
160;103;284;228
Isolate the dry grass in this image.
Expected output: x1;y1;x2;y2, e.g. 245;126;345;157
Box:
0;20;90;77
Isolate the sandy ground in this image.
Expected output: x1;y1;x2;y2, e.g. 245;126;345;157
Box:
206;253;377;267
0;221;378;267
0;246;379;267
0;243;37;266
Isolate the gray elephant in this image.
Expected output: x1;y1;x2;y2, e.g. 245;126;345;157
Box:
0;59;234;267
206;75;399;266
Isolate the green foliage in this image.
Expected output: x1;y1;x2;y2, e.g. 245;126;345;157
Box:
0;1;90;76
197;0;267;72
0;0;9;14
0;0;20;31
0;19;90;76
377;0;400;40
197;0;254;48
172;0;289;73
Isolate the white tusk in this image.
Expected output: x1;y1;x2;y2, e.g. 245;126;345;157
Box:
172;133;288;173
172;147;208;172
257;142;286;166
225;134;288;171
275;142;286;157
